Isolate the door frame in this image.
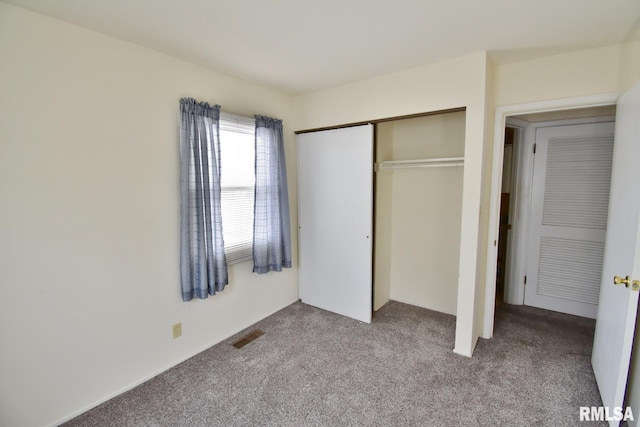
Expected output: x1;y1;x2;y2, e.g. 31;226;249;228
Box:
482;93;619;339
502;118;528;307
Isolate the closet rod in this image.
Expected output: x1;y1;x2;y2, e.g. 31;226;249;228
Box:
378;157;464;170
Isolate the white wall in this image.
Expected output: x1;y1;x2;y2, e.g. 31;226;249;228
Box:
375;113;465;315
0;4;298;427
295;52;491;356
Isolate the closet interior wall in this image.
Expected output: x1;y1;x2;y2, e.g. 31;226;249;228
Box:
374;111;466;315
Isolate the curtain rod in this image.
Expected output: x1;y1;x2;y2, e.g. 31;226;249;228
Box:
294;107;466;135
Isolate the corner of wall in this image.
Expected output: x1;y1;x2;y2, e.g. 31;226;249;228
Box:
474;53;497;338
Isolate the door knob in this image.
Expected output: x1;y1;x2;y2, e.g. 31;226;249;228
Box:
614;275;631;287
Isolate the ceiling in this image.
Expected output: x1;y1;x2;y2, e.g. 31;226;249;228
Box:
4;0;640;95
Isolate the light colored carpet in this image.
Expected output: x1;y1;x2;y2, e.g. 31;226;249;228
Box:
63;300;605;426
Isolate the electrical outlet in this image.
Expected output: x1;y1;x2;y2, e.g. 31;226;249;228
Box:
172;322;182;339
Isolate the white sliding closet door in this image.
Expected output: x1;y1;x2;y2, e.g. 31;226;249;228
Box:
297;125;373;323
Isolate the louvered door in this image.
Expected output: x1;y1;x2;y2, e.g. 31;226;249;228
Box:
524;122;615;318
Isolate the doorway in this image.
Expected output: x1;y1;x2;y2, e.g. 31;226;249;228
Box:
483;95;619;339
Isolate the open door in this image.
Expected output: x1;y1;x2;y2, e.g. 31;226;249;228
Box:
297;125;373;323
592;82;640;425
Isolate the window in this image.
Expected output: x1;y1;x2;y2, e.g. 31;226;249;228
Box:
219;112;255;264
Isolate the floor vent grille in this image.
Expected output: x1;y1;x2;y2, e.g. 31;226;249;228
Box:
231;329;264;349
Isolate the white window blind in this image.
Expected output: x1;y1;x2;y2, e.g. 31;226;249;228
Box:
219;112;255;264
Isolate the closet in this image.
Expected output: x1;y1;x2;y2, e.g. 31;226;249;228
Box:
297;110;466;325
374;111;465;315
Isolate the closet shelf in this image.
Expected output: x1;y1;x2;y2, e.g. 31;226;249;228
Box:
377;157;464;170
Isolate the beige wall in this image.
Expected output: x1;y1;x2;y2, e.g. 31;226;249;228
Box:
375;113;465;315
619;41;640;92
493;44;622;107
0;4;298;427
294;55;487;130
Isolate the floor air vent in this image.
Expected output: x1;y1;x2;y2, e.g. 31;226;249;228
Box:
231;329;264;349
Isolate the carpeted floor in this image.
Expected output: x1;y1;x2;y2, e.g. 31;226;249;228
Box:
63;301;605;426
